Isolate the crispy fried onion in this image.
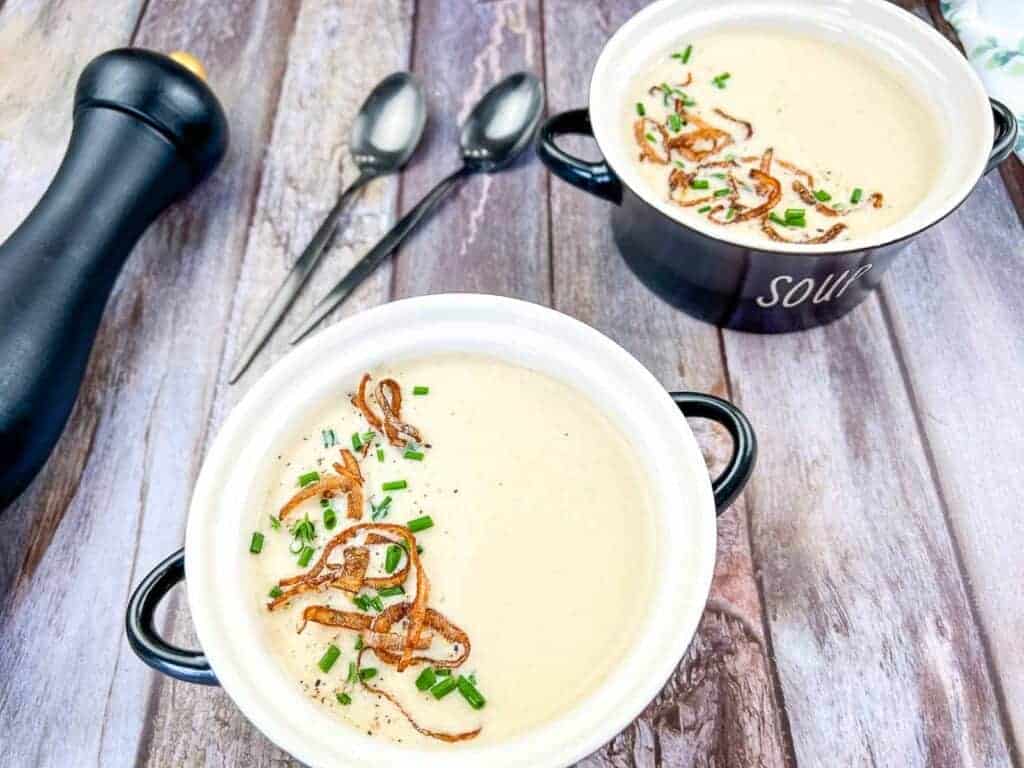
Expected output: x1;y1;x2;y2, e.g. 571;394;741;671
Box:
712;107;753;140
868;192;884;208
268;523;412;609
278;448;365;522
634;118;670;164
351;374;423;449
792;180;845;218
298;607;434;652
666;110;734;161
668;167;713;208
761;218;847;244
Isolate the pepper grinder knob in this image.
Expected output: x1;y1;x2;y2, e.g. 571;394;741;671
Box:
0;48;229;509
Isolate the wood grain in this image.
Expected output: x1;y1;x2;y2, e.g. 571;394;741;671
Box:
543;2;791;765
724;299;1014;766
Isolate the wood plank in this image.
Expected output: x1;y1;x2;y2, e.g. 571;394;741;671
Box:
0;1;301;766
542;2;791;766
135;1;415;765
391;0;550;303
724;297;1014;765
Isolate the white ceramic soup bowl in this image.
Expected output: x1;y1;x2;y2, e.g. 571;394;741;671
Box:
539;0;1018;332
126;294;756;768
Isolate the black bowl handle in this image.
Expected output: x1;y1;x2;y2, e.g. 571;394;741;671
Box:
987;99;1018;174
538;108;622;204
126;548;218;686
672;392;757;516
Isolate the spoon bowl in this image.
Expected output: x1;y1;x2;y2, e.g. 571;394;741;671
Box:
350;72;427;173
460;72;544;171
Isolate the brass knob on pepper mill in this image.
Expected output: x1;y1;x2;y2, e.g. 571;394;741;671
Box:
0;48;229;509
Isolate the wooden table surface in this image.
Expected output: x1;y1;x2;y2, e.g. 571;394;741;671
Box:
1;1;1022;766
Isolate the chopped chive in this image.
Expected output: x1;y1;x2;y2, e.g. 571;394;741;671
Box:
434;668;451;677
353;594;371;612
713;188;732;198
347;661;357;684
667;113;682;133
725;207;736;221
785;208;806;220
367;595;384;612
378;586;405;598
320;498;329;507
851;187;863;204
355;635;363;650
412;386;429;396
371;495;393;521
769;212;788;226
336;692;351;705
671;44;693;64
690;179;710;190
376;447;385;463
269;515;281;530
249;532;264;554
268;585;283;598
359;667;378;681
403;449;425;461
430;677;457;699
407;516;434;533
711;72;731;89
318;644;341;673
385;544;403;574
297;545;315;567
697;205;712;213
361;431;375;444
351;432;363;451
416;668;437;691
382;480;407;491
297;471;320;487
814;189;832;202
673;160;685;168
321;428;337;448
635;102;645;117
456;676;486;710
323;506;337;530
645;132;657;143
289;513;316;551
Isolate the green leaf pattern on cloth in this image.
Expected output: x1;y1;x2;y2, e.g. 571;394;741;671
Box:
941;0;1024;160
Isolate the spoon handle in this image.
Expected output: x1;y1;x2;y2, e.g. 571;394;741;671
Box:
228;170;376;382
289;165;471;344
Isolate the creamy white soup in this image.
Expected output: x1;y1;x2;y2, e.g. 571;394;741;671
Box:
625;30;941;244
248;355;655;747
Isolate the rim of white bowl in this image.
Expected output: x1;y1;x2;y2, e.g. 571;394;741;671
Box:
185;294;719;768
588;0;994;254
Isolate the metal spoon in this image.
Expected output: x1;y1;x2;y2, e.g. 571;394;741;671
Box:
228;72;427;383
289;72;545;344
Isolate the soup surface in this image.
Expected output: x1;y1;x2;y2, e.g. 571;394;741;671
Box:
249;354;655;747
625;29;941;245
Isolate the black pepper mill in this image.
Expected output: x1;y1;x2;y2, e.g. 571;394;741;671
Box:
0;49;228;509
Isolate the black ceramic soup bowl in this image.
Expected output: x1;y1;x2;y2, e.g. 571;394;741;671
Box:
539;0;1018;333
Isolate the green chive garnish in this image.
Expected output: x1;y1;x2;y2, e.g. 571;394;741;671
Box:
671;44;693;64
318;644;341;673
697;205;712;213
814;189;832;202
297;545;315;567
769;212;788;226
376;447;385;462
635;102;645;117
711;72;731;89
321;429;337;448
456;676;486;710
403;449;425;461
434;668;451;677
851;187;863;204
413;386;429;395
713;188;732;198
378;586;405;598
336;692;351;705
359;667;378;681
785;208;805;219
249;532;264;554
355;635;363;650
667;113;682;133
407;515;434;533
268;585;283;598
385;544;403;574
690;179;710;190
323;506;337;530
645;132;657;143
431;677;457;699
347;662;357;683
382;480;407;491
371;495;393;521
416;668;437;691
353;594;371;612
368;595;384;612
351;432;363;451
297;471;320;487
269;515;281;530
725;207;736;221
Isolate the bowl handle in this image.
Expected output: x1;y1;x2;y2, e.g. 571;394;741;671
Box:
126;548;218;686
538;109;622;204
672;392;757;516
987;99;1019;174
